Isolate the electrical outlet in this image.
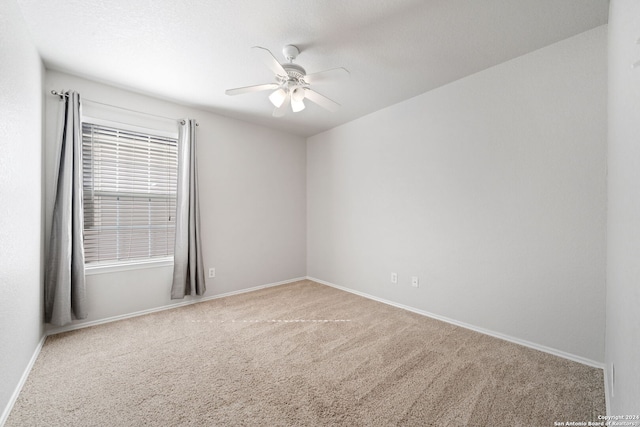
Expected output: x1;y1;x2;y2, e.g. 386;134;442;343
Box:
208;268;215;278
411;276;419;288
391;272;398;284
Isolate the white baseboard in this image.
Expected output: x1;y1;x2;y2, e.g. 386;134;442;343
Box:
603;362;612;415
0;334;46;427
47;277;308;336
308;276;605;370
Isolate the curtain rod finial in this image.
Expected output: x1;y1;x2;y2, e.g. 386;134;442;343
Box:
51;90;68;98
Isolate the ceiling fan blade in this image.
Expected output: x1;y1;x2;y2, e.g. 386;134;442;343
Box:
304;89;340;112
273;92;291;117
305;67;350;85
252;46;287;77
225;83;279;96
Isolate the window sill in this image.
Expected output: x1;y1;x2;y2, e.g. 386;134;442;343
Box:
85;257;174;275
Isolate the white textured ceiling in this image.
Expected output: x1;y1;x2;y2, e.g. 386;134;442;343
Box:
16;0;608;137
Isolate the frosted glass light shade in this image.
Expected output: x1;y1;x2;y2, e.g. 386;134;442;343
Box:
269;88;287;108
291;87;305;102
291;98;305;112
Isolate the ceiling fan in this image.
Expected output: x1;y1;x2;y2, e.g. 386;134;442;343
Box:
225;45;349;117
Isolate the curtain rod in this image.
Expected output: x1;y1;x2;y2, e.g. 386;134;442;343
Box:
50;90;198;126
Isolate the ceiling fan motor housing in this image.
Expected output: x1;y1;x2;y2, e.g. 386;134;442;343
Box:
283;63;306;81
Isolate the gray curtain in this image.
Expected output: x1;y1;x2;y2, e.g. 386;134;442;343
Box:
171;119;205;298
45;91;87;326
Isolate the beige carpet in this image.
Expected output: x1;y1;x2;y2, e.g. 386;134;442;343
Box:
7;280;605;426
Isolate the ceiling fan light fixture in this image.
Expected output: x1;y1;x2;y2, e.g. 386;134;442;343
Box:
291;98;305;112
226;45;348;116
269;88;287;108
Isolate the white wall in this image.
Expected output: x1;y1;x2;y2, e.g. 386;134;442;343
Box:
45;71;306;328
606;0;640;413
307;27;607;363
0;0;45;422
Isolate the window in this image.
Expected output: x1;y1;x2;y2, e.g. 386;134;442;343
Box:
82;122;178;265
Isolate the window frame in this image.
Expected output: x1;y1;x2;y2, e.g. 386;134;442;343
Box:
81;116;179;274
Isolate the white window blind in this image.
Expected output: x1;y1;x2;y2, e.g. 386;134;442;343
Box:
82;122;178;264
